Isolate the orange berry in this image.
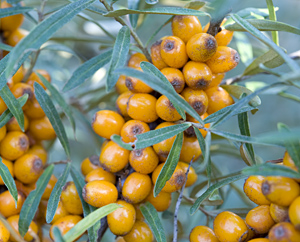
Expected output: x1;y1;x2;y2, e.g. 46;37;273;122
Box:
26;144;48;165
116;75;130;94
215;29;234;46
11;83;34;110
150;40;168;70
0;190;25;218
6;114;29;132
128;53;148;69
185;113;210;138
270;203;289;223
50;215;82;240
248;239;269;242
107;200;136;236
6;29;28;47
289;196;300;230
189;225;219;242
160;67;185;93
121;120;150;143
61;181;83;215
80;156;99;176
134;204;145;221
24;97;45;119
92;110;125;139
11;66;25;84
29;116;56;140
26;70;51;90
181;87;208;116
0;97;8;115
48;200;70;224
172;15;202;43
83;180;118;207
0;131;29;160
178;161;197;187
268;222;300;242
0;220;10;242
156;95;182;122
122;172;152;204
161;36;188;68
85;167;116;184
0;125;6;142
243;176;271;205
179;136;202;163
125;69;153;94
206;73;225;89
283;151;298;171
0;158;13;185
42;174;57;199
186;33;218;62
206;46;240;73
205;86;234;114
129;147;159;174
127;93;158;123
145;188;172;212
152;163;186;193
0;1;24;32
99;140;130;173
116;91;133;118
123;220;153;242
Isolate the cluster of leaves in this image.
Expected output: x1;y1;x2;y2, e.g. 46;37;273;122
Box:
0;0;300;241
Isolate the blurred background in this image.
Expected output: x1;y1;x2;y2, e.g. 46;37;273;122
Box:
20;0;300;240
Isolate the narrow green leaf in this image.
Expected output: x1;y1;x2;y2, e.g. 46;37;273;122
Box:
140;202;167;242
184;1;205;10
0;94;28;129
37;73;76;136
229;14;298;71
145;17;172;47
221;84;261;107
103;7;210;18
111;134;133;150
46;163;71;223
0;214;26;242
34;83;70;158
6;0;96;77
140;62;185;120
0;6;33;18
70;167;99;242
63;49;112;92
135;123;190;150
128;0;140;28
193;127;206;160
278;92;300;103
207;189;223;206
236;7;274;19
234;32;253;65
242;163;300;178
190;173;246;215
154;132;183;197
19;165;54;236
115;66;203;125
278;123;300;171
204;133;212;185
0;157;18;205
63;203;121;242
106;26;130;91
266;0;279;45
52;227;65;242
0;85;24;131
0;43;13;52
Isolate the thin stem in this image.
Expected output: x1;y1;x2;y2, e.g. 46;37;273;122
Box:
22;50;40;82
97;217;108;242
44;160;71;168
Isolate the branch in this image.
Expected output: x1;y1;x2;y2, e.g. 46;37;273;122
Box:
97;217;108;242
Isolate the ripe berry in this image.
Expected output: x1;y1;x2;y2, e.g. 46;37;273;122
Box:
129;147;159;174
11;83;34;110
181;87;208;116
156;95;182;122
178;161;197;187
205;86;234;114
289;196;300;229
128;53;148;69
243;176;271;205
145;188;172;212
26;70;51;90
268;222;300;242
24;97;45;119
270;203;289;223
123;220;153;242
61;181;83;215
48;200;70;224
6;114;29;132
29;116;56;140
116;91;133;118
125;69;153;93
6;29;28;47
26;144;48;165
185;113;210;138
80;155;99;176
121;120;150;143
116;75;130;94
42;174;58;199
161;67;185;93
0;158;13;185
50;215;83;240
215;29;234;46
150;39;168;70
85;167;116;184
0;220;10;242
189;225;219;242
179;136;202;163
283;151;298;171
0;191;25;218
0;1;24;32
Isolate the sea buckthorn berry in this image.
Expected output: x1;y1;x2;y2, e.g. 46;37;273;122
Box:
270;203;289;223
156;95;182;122
12;67;24;84
122;172;152;204
213;211;248;242
85;167;116;184
50;215;83;240
83;180;118;207
0;1;24;32
134;204;145;221
185;113;210;138
150;40;168;70
248;239;270;242
128;53;148;68
203;22;210;33
121;120;150;143
6;29;28;47
145;188;172;212
24;97;45;119
14;154;43;184
127;93;158;123
0;158;13;185
172;15;202;43
11;83;34;110
0;97;8;115
161;36;188;68
205;86;234;114
7;114;29;132
123;220;153;242
268;222;300;242
26;70;51;90
125;71;153;94
245;205;275;234
0;125;6;142
153;122;176;162
243;176;271;205
116;237;126;242
129;147;159;174
92;110;125;139
0;220;10;242
47;200;70;224
116;91;133;118
181;87;208;116
29;116;56;140
0;131;29;160
178;161;197;187
152;163;186;193
183;61;213;90
283;151;298;171
206;46;240;73
161;67;185;93
261;176;300;206
61;181;83;215
215;29;234;46
180;136;202;163
7;215;38;242
42;174;57;199
289;196;300;229
80;156;99;176
99;140;130;173
207;73;225;89
189;225;219;242
186;33;218;62
0;191;25;218
107;200;136;236
26;144;48;165
116;75;130;94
